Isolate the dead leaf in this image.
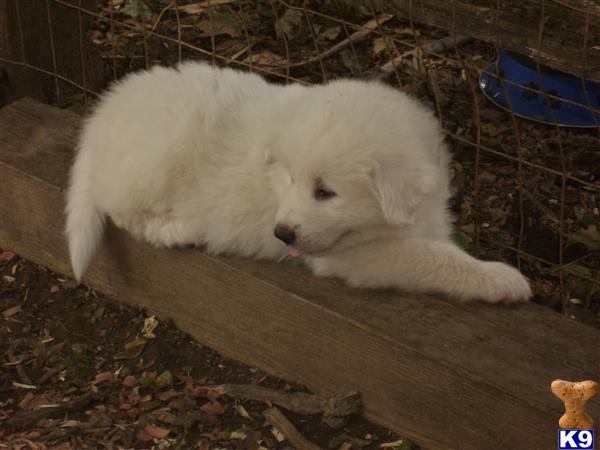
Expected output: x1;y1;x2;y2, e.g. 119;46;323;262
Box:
380;441;404;448
373;37;388;56
201;400;225;416
158;389;179;401
234;404;251;420
128;391;141;405
0;251;15;262
141;315;159;339
320;25;341;41
396;27;419;36
480;122;510;137
115;336;148;360
479;107;505;121
136;429;153;442
50;285;60;294
93;371;114;384
3;305;22;319
177;0;235;15
197;11;241;38
18;392;35;409
195;439;210;450
271;427;285;442
244;50;285;67
60;420;80;428
190;386;211;398
122;375;137;387
144;424;170;438
275;9;303;39
230;431;247;440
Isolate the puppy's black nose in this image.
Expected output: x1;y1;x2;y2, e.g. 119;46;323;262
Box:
274;225;296;245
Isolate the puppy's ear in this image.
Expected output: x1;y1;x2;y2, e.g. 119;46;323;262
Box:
372;158;438;225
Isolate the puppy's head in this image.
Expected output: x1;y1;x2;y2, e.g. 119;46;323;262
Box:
266;80;444;257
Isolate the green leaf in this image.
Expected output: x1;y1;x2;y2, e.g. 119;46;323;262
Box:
138;374;160;390
566;226;600;251
566;264;592;277
578;215;597;227
121;40;140;57
452;229;472;250
122;0;152;21
156;370;173;386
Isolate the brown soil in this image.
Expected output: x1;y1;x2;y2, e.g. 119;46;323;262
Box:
0;250;412;450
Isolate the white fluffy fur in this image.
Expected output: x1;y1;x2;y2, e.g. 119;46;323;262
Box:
65;62;532;303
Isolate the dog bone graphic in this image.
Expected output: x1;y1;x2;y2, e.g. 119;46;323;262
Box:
551;379;598;429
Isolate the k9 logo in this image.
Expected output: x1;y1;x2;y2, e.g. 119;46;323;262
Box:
559;429;595;449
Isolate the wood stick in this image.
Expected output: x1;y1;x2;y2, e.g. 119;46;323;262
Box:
263;407;324;450
204;384;360;417
375;35;471;80
7;351;33;386
38;364;65;384
288;14;393;68
7;391;94;430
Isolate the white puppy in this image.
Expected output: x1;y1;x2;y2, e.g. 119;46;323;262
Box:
66;62;532;303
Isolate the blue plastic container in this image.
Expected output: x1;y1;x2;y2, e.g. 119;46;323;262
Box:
479;50;600;127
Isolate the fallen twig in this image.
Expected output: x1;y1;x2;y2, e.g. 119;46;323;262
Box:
151;1;174;32
375;35;472;81
204;384;360;417
7;351;33;386
288;14;393;68
38;364;65;384
263;406;324;450
8;391;94;430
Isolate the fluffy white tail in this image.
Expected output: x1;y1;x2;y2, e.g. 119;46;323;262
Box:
65;144;105;282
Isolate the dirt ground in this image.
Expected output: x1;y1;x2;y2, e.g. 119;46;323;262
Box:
0;250;412;450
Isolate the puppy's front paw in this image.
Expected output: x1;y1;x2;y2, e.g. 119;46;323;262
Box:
474;262;533;303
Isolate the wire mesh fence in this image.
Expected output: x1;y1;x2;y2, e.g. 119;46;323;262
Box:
1;0;599;325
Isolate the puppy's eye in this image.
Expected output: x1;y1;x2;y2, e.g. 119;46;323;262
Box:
315;187;336;201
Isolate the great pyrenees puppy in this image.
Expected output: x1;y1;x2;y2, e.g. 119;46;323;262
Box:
66;62;532;303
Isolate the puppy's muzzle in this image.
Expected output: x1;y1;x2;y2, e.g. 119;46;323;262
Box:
274;224;296;245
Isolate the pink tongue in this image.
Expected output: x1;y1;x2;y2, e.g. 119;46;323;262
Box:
288;247;303;257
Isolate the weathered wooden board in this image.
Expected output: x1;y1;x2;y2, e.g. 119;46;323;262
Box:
1;98;599;450
369;0;600;81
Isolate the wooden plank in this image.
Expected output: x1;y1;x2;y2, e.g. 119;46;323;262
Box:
369;0;600;81
1;98;599;450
